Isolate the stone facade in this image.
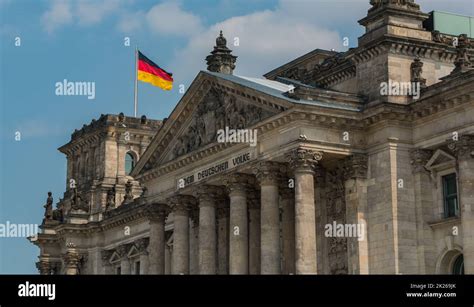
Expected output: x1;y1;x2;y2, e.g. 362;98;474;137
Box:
30;1;473;275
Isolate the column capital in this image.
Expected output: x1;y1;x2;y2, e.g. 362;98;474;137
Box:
192;185;225;204
36;259;51;275
448;134;474;160
63;248;84;274
224;173;255;195
253;161;283;185
146;203;170;222
343;154;369;179
168;195;196;216
410;149;433;173
286;147;323;173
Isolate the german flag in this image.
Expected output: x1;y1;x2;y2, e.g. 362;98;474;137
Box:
137;51;173;90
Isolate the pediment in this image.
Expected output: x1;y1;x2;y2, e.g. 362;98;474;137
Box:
127;245;140;258
425;149;456;170
164;87;275;163
109;251;121;264
132;72;287;176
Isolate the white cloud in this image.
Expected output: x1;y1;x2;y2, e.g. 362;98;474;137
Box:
41;0;73;34
145;1;203;37
76;0;121;26
14;119;65;139
170;5;342;83
117;10;145;33
41;0;122;33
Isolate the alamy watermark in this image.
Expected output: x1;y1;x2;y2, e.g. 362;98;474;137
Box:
216;127;257;147
55;79;95;100
0;221;38;238
18;281;55;301
380;80;420;100
324;221;365;241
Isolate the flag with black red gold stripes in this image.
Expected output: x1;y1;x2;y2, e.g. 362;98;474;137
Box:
137;50;173;90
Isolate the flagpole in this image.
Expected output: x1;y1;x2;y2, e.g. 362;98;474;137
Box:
134;46;138;117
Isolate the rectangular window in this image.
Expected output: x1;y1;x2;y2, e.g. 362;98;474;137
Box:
116;266;121;275
442;173;458;218
135;261;140;275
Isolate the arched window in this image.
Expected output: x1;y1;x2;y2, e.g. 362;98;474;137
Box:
452;254;464;275
125;152;136;175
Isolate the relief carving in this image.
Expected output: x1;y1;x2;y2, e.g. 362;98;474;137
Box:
325;166;348;275
171;88;273;159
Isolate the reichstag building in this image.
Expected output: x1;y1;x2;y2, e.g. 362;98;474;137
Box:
30;0;474;275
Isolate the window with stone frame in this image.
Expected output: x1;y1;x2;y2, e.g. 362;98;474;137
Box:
442;173;459;218
424;149;458;220
125;152;136;175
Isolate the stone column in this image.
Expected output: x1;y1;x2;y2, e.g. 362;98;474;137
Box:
280;184;295;275
37;257;51;275
450;135;474;274
254;162;282;274
147;204;169;274
195;186;222;274
63;244;83;275
344;154;370;274
136;238;150;275
169;195;195;274
117;244;131;275
217;202;230;274
225;174;253;274
410;149;436;274
287;147;323;274
189;208;199;274
248;189;261;275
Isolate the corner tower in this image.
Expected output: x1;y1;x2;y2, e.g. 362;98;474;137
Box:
57;113;162;221
206;30;237;74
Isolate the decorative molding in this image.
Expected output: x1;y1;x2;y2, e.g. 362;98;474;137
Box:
253;161;282;185
146;203;170;223
286;147;323;172
135;238;150;254
167;195;196;216
344;154;368;179
410;148;433;173
448;134;474;160
192;185;225;204
224;173;255;195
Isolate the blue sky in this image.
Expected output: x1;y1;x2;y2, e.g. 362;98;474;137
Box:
0;0;472;274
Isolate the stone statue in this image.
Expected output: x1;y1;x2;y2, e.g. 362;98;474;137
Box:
70;187;89;212
369;0;419;11
105;187;116;211
52;202;64;222
453;34;472;74
43;192;53;220
410;57;426;87
123;180;134;204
